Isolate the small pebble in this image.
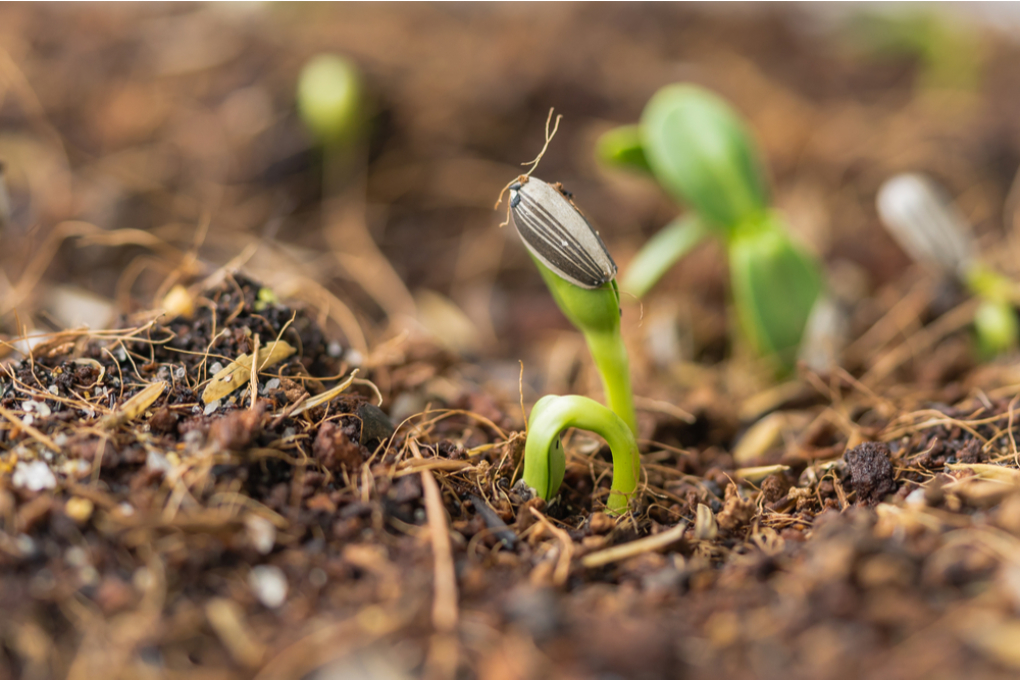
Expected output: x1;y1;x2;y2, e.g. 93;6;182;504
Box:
15;535;36;558
905;487;926;507
265;378;281;391
589;512;615;534
146;450;173;474
249;565;288;608
65;546;89;568
245;515;276;555
65;497;94;524
12;461;57;491
309;568;328;588
209;362;224;375
204;399;221;416
183;429;204;452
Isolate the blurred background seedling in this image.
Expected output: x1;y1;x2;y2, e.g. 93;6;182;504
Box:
876;172;1020;359
599;84;828;372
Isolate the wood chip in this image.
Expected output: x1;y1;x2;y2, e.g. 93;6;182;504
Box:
733;413;788;464
202;341;296;404
101;381;167;429
581;522;686;569
735;464;791;482
289;369;359;416
694;503;717;540
206;598;265;668
945;463;1020;484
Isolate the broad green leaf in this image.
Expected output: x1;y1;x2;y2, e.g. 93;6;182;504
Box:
641;84;769;231
728;214;823;370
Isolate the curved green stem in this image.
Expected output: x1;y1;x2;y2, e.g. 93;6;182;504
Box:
581;327;637;436
533;258;638;435
523;395;641;514
620;214;707;299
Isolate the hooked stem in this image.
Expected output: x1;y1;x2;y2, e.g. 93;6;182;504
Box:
523;395;641;514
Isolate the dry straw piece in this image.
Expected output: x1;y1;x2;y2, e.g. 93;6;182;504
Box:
101;381;167;429
201;340;296;404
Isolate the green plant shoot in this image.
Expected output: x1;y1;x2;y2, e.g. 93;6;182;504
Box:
533;256;638;435
877;174;1019;359
620;214;708;299
967;265;1020;358
598;84;825;371
523;394;640;514
297;54;362;148
596;124;652;174
729;214;824;366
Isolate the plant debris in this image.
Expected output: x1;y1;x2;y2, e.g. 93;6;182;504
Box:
5;5;1020;680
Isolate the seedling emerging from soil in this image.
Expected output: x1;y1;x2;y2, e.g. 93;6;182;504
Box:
877;173;1019;357
496;114;637;433
847;9;982;94
508;177;637;434
297;53;366;202
599;84;825;370
297;54;362;148
523;394;640;514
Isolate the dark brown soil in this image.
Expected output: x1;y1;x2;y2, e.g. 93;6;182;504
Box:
844;442;896;506
4;5;1020;680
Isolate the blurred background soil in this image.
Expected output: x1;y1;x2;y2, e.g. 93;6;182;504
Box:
5;3;1020;680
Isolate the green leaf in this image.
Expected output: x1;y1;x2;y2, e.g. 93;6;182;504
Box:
596;124;652;174
641;84;769;231
728;214;823;370
620;214;708;299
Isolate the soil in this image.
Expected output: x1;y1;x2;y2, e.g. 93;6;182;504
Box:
3;4;1020;680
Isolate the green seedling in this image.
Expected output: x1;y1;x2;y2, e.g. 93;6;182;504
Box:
729;214;825;366
495;113;642;510
621;214;707;299
297;54;362;148
523;394;640;514
640;85;770;232
533;258;637;434
497;113;637;433
846;9;983;94
877;173;1019;357
600;84;825;371
297;53;366;200
595;124;652;175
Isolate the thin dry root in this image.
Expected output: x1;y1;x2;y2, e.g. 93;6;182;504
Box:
493;107;564;227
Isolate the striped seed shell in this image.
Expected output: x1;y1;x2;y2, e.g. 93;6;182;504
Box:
876;173;975;277
509;177;617;289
